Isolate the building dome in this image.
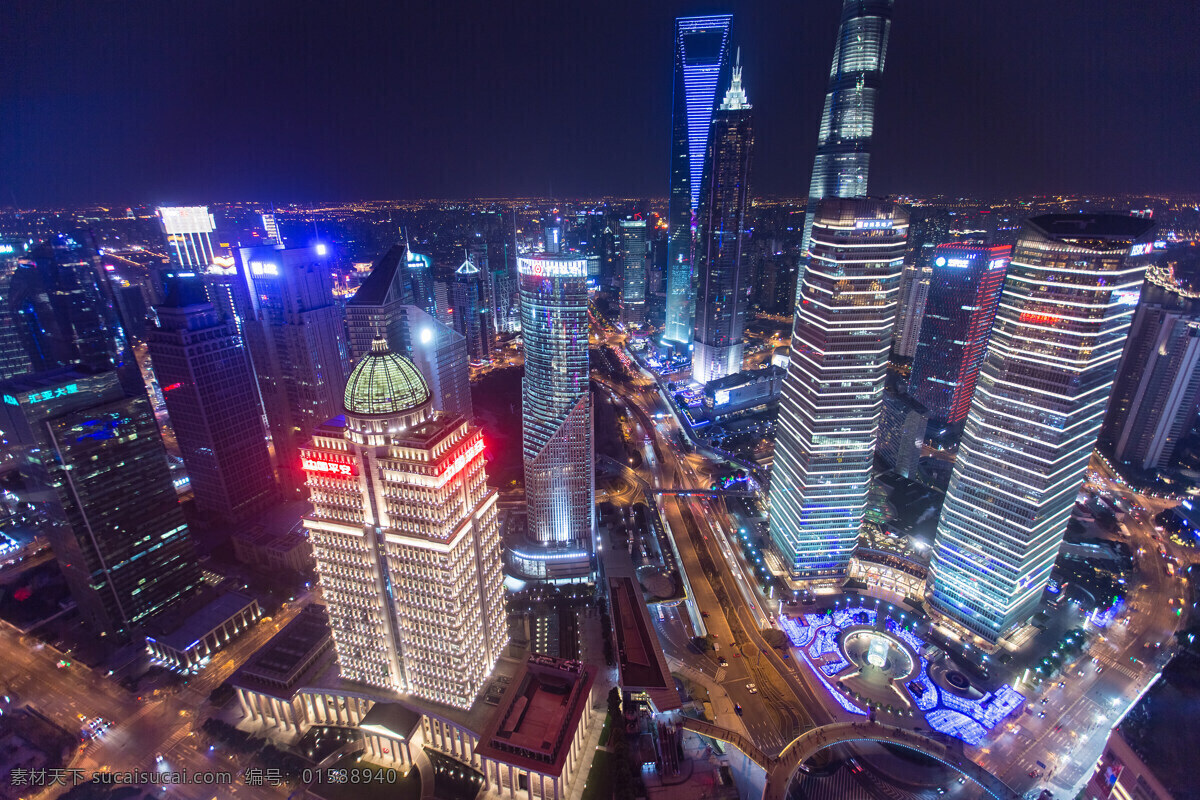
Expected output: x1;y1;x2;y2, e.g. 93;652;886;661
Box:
343;338;430;416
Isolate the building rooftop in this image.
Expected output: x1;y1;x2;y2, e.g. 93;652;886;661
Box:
148;591;257;653
608;577;681;711
474;655;597;777
232;605;333;699
343;338;430;416
1028;213;1154;241
705;364;784;393
348;244;405;307
360;702;424;742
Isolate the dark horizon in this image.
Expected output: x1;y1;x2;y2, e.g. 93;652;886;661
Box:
3;0;1198;207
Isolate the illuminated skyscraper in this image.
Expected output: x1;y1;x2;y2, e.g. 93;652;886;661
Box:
800;0;896;259
401;304;473;420
8;234;138;394
451;256;493;364
346;244;409;359
0;368;201;639
692;56;753;385
666;14;733;344
147;273;278;522
234;244;350;496
929;215;1154;642
158;206;218;269
908;244;1010;428
768;199;907;580
1100;254;1200;472
514;249;594;581
303;340;505;708
0;239;32;380
620;218;647;327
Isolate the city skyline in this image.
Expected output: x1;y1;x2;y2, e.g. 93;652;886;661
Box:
3;2;1198;205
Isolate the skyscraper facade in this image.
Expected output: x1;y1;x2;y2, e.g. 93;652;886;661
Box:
929;215;1154;642
303;341;505;708
692;58;754;385
147;274;278;523
0;239;33;380
800;0;896;259
346;245;409;359
909;244;1011;427
619;219;648;327
0;368;201;639
158;206;218;269
515;251;594;581
451;256;493;364
8;234;138;393
400;304;473;420
1100;257;1200;472
892;262;931;359
405;248;437;315
666;14;733;344
234;244;350;496
768;199;908;580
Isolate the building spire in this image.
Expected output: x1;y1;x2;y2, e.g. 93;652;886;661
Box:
720;48;750;111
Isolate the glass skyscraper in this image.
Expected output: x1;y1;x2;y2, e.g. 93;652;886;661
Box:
514;248;594;581
768;199;908;580
666;14;733;344
1099;254;1200;472
692;56;753;385
929;215;1155;642
619;218;647;327
800;0;896;260
908;244;1011;428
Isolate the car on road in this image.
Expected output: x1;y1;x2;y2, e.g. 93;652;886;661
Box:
700;611;710;618
1037;711;1046;718
746;683;758;694
734;704;743;716
718;657;728;667
848;758;863;774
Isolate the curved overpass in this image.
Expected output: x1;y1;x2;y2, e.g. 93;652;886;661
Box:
681;718;1019;800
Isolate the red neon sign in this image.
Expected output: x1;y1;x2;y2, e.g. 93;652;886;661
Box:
162;382;182;392
302;456;356;478
1019;311;1058;326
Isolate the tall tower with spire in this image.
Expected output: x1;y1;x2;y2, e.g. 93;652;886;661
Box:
692;50;754;384
666;14;733;344
450;252;493;364
800;0;896;262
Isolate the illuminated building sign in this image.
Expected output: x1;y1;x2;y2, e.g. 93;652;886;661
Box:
517;257;587;278
0;244;14;254
987;258;1007;270
435;439;486;488
935;256;973;268
714;389;731;406
1114;290;1141;307
302;456;356;478
158;206;215;235
250;261;278;276
162;382;183;392
1019;311;1059;326
18;383;81;404
855;219;893;230
1129;243;1154;257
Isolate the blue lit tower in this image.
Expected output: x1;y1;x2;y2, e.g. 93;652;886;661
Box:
233;244;350;496
514;240;594;581
666;14;733;344
692;54;754;384
768;199;908;580
800;0;896;260
929;215;1155;642
908;244;1011;428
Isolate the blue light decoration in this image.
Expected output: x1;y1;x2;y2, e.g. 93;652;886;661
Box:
779;610;1025;744
676;16;733;214
1087;597;1124;629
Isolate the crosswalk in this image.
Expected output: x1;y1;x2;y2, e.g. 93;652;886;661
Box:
1093;653;1140;681
714;667;726;682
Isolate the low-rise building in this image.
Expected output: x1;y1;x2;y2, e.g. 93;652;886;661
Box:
145;592;261;671
700;366;784;423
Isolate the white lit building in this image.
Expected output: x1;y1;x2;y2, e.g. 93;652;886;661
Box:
768;198;908;581
514;248;594;581
929;215;1155;642
158;206;217;268
303;339;506;708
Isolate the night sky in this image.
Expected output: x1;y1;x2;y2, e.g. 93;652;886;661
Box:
3;0;1197;206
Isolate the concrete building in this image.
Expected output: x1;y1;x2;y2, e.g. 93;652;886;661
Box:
878;389;928;479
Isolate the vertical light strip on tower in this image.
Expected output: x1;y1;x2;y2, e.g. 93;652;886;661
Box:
768;199;908;581
929;215;1154;642
666;14;733;344
800;0;895;262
